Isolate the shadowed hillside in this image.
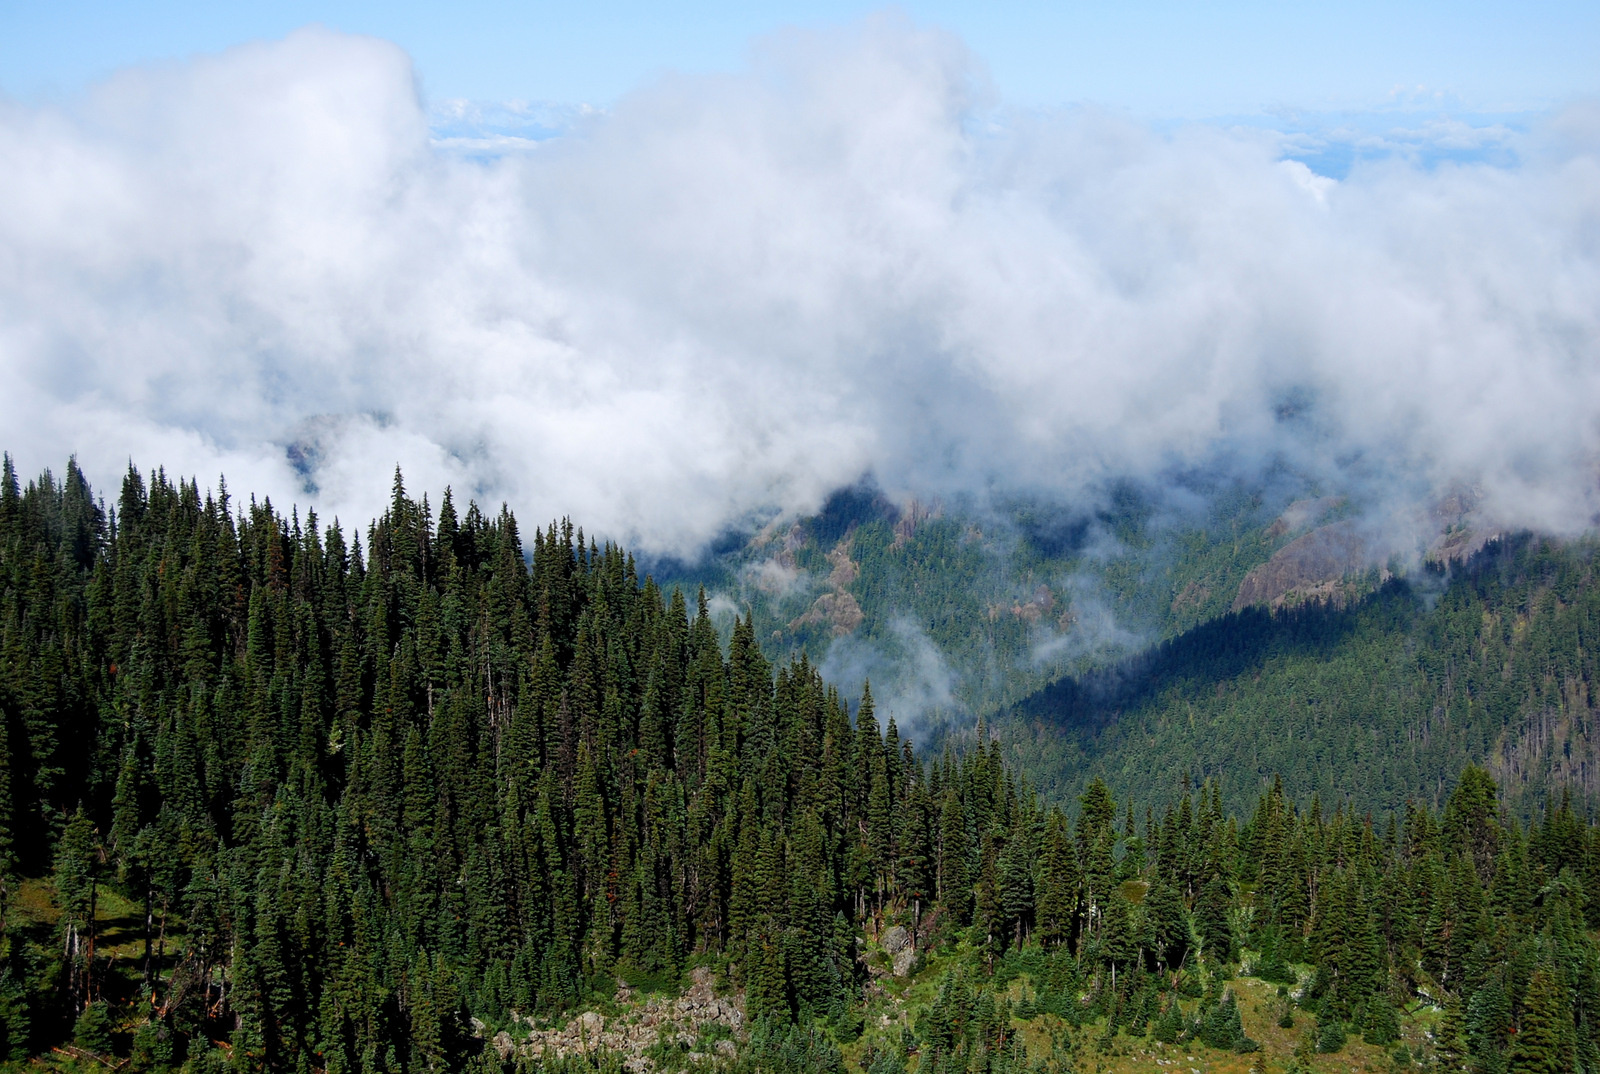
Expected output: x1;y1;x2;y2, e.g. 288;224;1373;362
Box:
990;535;1600;820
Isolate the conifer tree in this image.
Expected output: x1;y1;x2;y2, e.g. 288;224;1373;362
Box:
5;459;1600;1071
937;788;973;925
1145;872;1191;971
1509;968;1575;1074
54;807;101;1012
1194;875;1235;964
1434;988;1471;1070
1035;813;1077;948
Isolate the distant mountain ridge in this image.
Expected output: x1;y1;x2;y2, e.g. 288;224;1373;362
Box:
993;534;1599;820
659;483;1594;821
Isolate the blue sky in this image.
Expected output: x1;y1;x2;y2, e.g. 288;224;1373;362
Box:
3;0;1597;117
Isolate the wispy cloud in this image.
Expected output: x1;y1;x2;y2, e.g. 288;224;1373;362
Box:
819;616;961;737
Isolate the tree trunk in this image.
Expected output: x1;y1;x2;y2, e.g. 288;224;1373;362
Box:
143;884;155;1000
87;877;99;1002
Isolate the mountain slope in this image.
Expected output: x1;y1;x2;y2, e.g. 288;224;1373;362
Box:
991;535;1600;819
649;478;1303;728
7;458;1600;1074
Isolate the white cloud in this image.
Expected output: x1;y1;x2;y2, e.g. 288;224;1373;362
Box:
819;616;960;735
1;18;1598;554
739;557;811;599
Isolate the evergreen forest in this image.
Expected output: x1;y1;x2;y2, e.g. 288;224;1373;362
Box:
997;536;1600;821
4;456;1600;1074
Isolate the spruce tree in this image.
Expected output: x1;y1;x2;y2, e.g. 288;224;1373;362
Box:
1194;875;1235;964
54;807;101;1012
1508;968;1575;1074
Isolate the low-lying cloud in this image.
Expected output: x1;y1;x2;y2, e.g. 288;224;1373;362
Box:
818;616;962;737
2;18;1598;554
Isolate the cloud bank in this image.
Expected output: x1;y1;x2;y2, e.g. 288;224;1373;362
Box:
2;18;1598;554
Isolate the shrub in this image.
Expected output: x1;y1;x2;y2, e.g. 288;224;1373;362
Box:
73;1002;114;1056
1316;1018;1348;1053
1199;991;1246;1051
1361;998;1401;1046
1152;997;1186;1045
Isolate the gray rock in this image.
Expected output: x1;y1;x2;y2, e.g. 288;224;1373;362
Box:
882;925;916;976
882;925;910;955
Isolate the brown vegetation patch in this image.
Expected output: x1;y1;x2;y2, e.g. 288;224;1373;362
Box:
1171;579;1212;614
791;591;865;636
891;498;939;550
789;537;865;635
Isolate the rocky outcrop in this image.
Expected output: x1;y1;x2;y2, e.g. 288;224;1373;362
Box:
789;591;865;635
880;926;916;978
891;498;939;550
1233;521;1374;611
1428;525;1497;566
502;966;744;1071
789;538;865;635
1424;485;1497;566
825;540;860;589
1170;579;1211;615
987;585;1057;624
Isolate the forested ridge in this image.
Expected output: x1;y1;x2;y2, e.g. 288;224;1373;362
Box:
999;536;1600;822
4;458;1600;1074
651;478;1295;725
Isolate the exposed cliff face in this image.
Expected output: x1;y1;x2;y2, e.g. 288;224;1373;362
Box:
1233;520;1374;610
826;540;860;589
790;590;866;635
1238;488;1506;609
1424;486;1499;566
1428;525;1498;566
891;498;939;550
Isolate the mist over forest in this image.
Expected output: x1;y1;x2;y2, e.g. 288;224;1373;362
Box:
5;14;1600;1074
